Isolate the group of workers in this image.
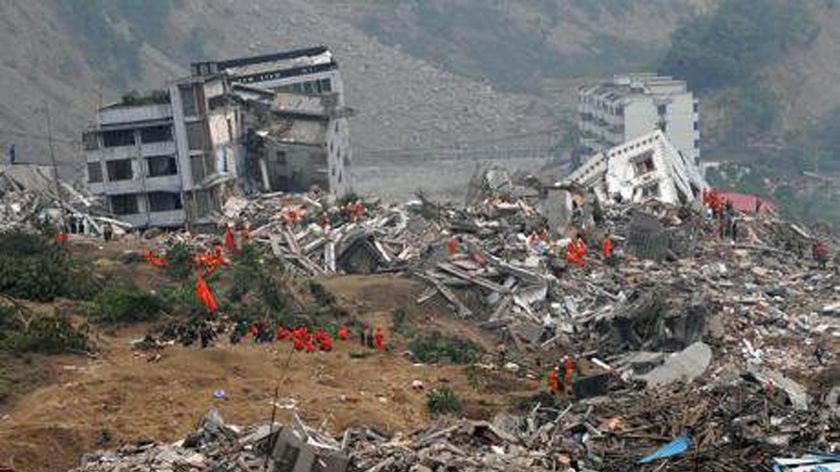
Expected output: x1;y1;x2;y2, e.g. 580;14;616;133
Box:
702;189;739;241
546;354;576;396
228;321;386;354
279;201;367;230
565;236;588;268
702;189;832;267
450;229;614;272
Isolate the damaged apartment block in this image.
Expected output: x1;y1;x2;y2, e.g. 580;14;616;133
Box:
561;130;706;207
83;46;352;228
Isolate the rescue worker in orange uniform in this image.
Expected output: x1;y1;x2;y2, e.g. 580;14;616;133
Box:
448;236;459;257
224;225;235;252
373;328;385;352
547;367;560;395
565;240;579;266
602;237;612;259
348;203;364;223
319;212;331;229
276;327;291;341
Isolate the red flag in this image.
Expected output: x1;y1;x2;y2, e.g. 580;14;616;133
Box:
195;273;218;313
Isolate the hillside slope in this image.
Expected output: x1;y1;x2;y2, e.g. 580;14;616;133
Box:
0;0;706;180
5;0;839;198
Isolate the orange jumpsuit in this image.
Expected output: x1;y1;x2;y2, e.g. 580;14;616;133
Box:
602;239;612;259
374;329;385;352
224;227;235;251
448;237;458;256
547;368;559;394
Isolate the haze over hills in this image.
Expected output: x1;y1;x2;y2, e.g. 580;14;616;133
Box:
1;0;838;220
0;0;704;172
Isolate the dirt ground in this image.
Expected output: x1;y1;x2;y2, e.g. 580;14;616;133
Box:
0;272;536;472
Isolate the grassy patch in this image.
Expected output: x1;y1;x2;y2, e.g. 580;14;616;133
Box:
0;231;97;302
85;279;165;324
0;354;52;407
392;308;481;364
408;331;479;364
0;315;89;355
427;387;462;415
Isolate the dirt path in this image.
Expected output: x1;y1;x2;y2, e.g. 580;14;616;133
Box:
0;274;536;472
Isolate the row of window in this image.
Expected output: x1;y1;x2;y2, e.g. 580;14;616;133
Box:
89;151;226;185
274;78;332;95
110;192;183;215
579;96;624;116
88;155;178;183
84;126;173;151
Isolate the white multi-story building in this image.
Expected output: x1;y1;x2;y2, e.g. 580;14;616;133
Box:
83;75;242;228
578;73;700;165
84;47;352;228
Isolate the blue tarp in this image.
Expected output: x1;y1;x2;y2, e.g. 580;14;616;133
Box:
639;437;691;464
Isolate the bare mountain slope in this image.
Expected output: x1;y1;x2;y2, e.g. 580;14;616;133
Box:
1;0;707;181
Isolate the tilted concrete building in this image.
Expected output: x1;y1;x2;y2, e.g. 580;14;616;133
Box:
561;130;706;206
84;47;352;228
578;73;700;165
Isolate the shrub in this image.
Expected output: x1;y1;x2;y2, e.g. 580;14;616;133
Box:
165;243;194;280
0;231;97;302
228;245;294;326
96;428;113;447
390;308;411;336
427;387;461;415
408;332;479;364
85;279;164;323
0;316;89;354
309;281;336;307
159;283;204;315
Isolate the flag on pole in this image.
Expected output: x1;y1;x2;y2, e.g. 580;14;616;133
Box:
195;273;218;313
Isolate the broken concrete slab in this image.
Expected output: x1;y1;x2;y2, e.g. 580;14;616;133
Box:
638;341;712;389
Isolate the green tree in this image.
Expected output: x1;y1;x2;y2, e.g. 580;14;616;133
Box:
660;0;817;90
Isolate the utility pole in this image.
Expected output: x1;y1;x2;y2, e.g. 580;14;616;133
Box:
45;102;66;231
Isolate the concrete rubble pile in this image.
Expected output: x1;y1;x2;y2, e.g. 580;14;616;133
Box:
0;164;129;234
72;409;350;472
350;375;837;472
219;192;444;276
82;162;838;471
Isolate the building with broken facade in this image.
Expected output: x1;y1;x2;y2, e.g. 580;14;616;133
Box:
560;130;706;206
578;73;700;165
83;47;351;228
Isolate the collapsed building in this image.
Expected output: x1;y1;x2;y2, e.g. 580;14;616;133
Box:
83;47;352;228
560;130;706;207
0;163;127;235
